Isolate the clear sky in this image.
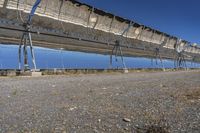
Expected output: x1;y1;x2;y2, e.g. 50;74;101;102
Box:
78;0;200;44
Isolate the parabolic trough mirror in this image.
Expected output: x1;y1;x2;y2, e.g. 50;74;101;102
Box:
0;44;199;69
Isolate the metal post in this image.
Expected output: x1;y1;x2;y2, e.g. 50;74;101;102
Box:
23;35;29;70
18;34;24;69
3;0;9;9
110;45;116;68
107;16;115;45
136;26;145;40
28;32;37;70
60;48;64;69
119;46;127;69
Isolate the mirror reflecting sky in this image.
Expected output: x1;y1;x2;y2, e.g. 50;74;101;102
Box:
0;44;199;69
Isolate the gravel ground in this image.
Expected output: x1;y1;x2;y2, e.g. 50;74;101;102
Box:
0;70;200;133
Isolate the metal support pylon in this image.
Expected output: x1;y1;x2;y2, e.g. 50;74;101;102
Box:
110;40;127;70
109;22;134;71
151;35;167;70
151;47;165;69
18;23;37;71
173;39;187;69
174;51;187;69
18;0;41;71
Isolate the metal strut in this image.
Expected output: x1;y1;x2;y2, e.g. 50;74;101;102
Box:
121;21;134;48
110;40;127;70
107;16;115;45
87;7;99;40
58;0;66;32
18;0;41;71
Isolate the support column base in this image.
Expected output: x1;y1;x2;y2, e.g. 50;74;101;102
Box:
123;68;129;73
31;71;42;77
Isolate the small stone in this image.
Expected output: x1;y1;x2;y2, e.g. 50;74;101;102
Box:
190;100;195;103
124;127;128;131
123;118;131;122
94;129;99;133
160;84;167;88
69;106;77;111
63;121;66;125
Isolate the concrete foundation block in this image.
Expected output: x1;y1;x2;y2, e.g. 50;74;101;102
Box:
31;72;42;77
123;69;129;73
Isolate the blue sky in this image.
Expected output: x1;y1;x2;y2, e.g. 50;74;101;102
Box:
79;0;200;44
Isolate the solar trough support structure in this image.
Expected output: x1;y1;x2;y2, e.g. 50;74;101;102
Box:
0;0;199;70
150;32;167;70
109;21;134;70
173;39;188;69
18;0;41;71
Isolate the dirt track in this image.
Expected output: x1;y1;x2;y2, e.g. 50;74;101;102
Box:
0;70;200;133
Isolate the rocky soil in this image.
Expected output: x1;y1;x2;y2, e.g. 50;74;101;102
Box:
0;70;200;133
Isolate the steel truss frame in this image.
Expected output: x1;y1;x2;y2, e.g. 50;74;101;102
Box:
109;21;134;70
110;40;127;70
18;0;41;71
151;33;167;69
18;23;36;70
173;39;188;69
